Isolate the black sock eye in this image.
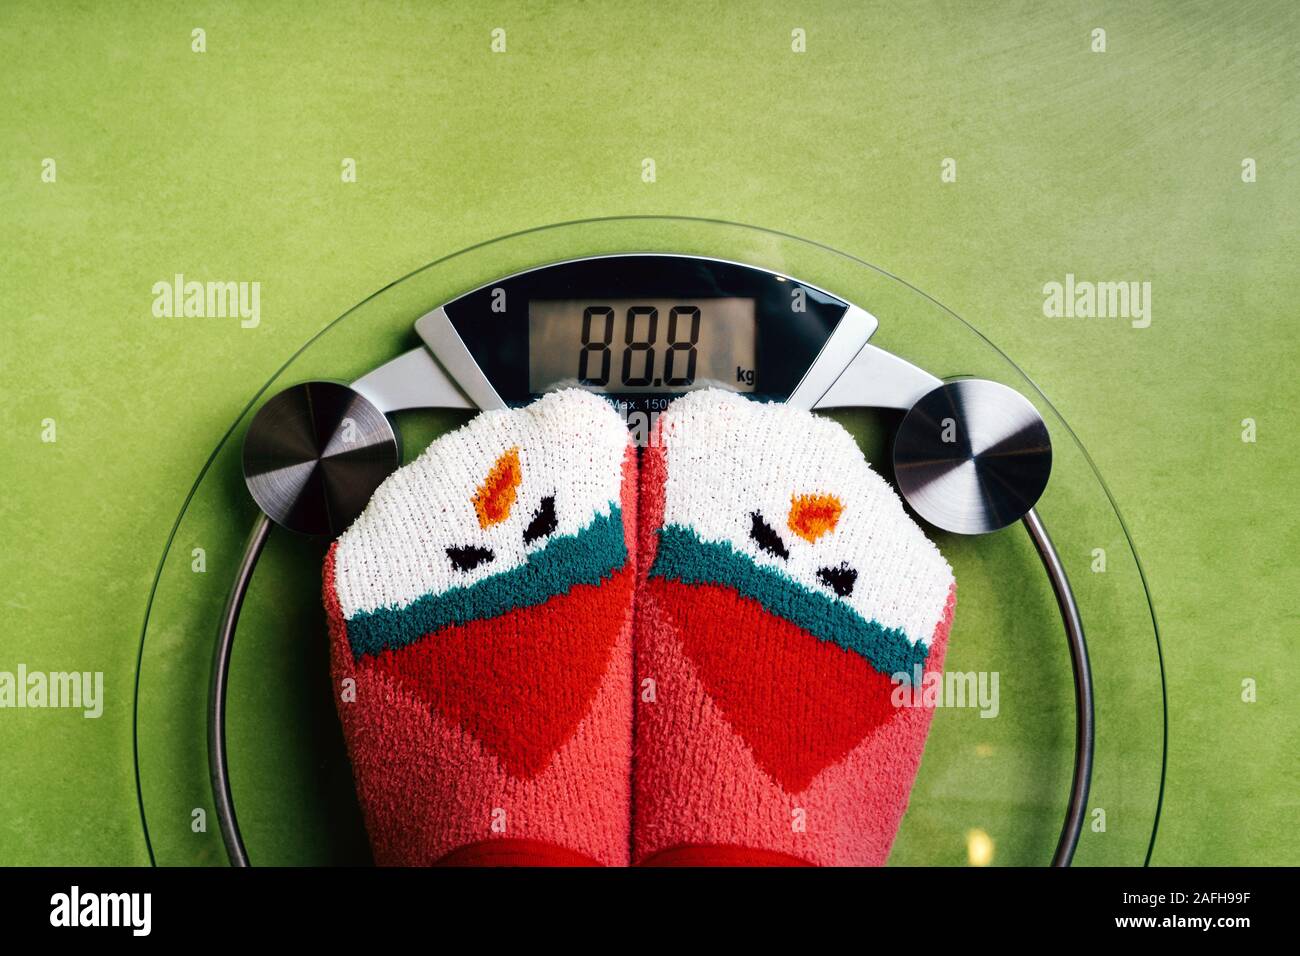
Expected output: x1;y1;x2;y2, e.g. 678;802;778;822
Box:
523;495;557;545
749;512;789;561
817;563;857;598
447;545;494;572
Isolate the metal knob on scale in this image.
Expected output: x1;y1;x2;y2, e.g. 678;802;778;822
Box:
893;379;1053;535
242;381;402;538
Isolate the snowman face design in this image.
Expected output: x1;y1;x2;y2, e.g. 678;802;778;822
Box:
748;493;857;597
330;389;631;659
652;389;953;661
442;446;561;573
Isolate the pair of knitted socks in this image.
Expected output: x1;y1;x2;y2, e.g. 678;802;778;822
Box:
324;388;955;866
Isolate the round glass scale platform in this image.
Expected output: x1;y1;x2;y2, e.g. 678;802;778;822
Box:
134;217;1165;866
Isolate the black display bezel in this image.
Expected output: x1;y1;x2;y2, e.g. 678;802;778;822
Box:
444;255;849;410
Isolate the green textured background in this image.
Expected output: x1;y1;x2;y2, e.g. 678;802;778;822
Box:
1;0;1296;866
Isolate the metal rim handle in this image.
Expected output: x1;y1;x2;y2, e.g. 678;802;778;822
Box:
208;514;270;867
1023;508;1094;867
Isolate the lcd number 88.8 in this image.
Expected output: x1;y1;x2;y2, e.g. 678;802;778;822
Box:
578;304;699;388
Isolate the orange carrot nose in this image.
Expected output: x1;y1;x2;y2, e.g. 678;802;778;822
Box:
788;492;843;543
474;447;522;528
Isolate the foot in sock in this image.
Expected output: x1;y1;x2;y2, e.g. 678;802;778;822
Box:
633;389;956;866
323;390;636;866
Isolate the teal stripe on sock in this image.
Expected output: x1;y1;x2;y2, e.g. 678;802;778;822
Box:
648;524;930;678
346;506;628;660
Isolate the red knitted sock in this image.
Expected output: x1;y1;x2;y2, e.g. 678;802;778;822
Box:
323;390;636;866
633;390;956;866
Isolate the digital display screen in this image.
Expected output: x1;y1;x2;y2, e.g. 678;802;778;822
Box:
528;298;757;394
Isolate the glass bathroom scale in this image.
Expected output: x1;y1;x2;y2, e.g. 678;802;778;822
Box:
134;217;1165;866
